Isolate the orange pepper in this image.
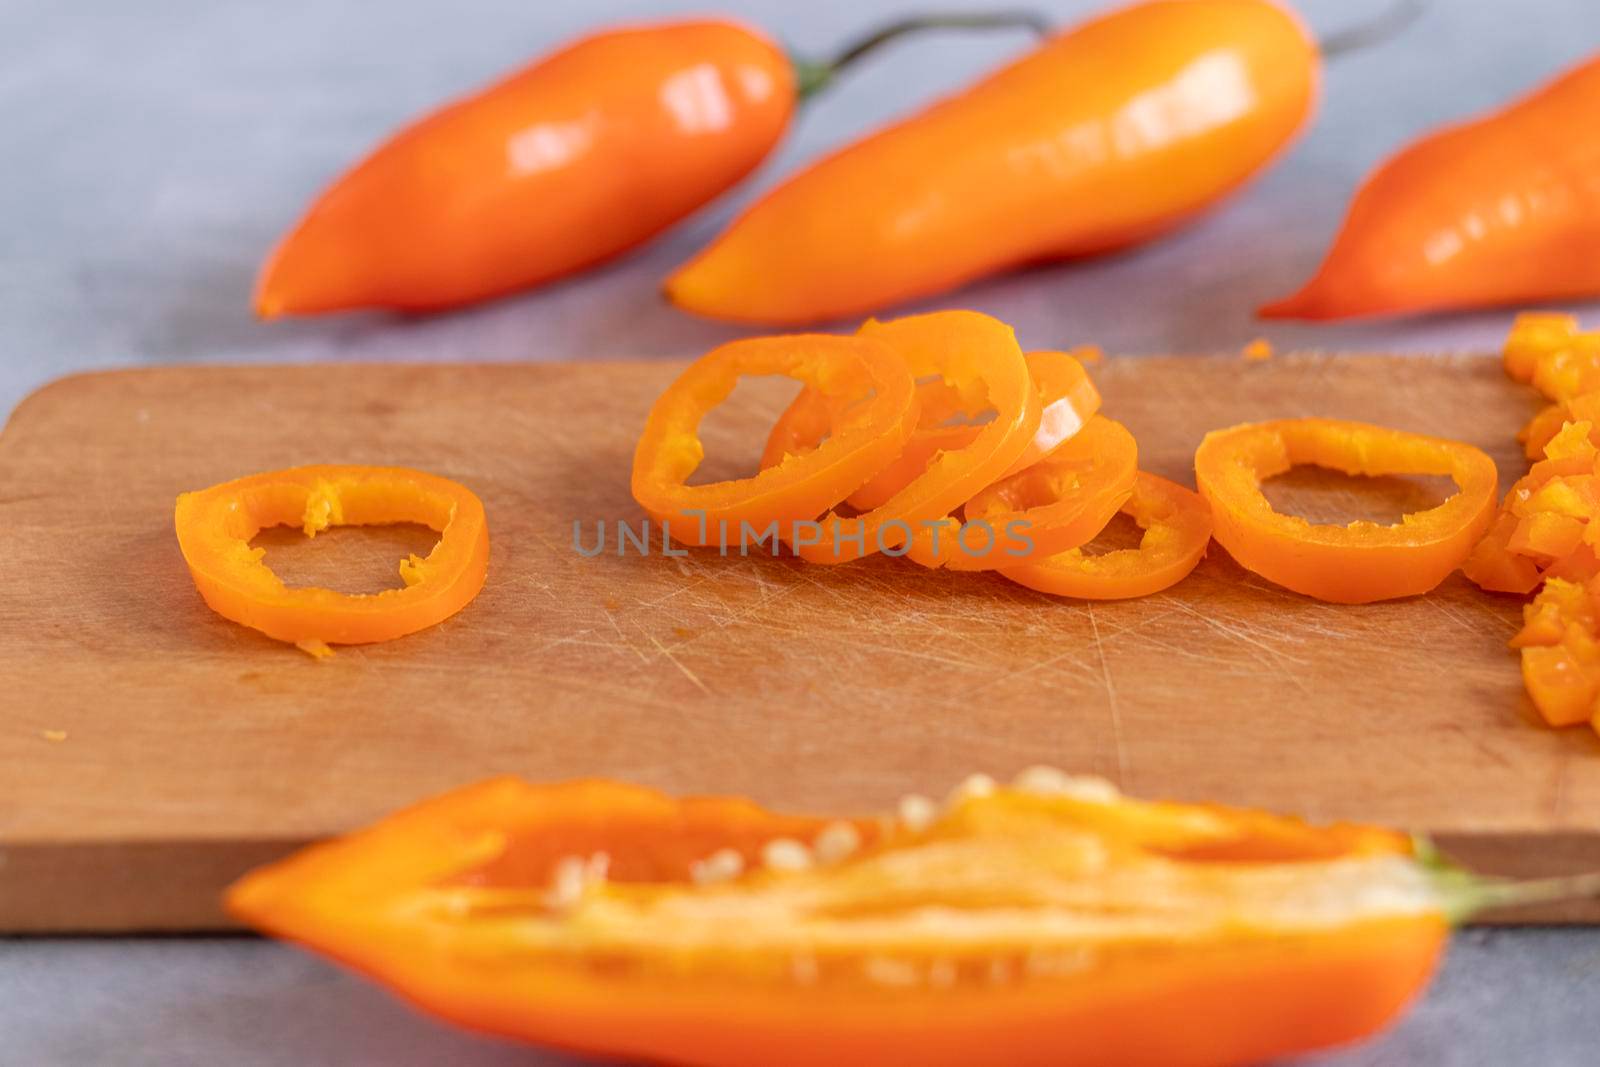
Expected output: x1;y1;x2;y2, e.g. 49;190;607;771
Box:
254;13;1051;318
769;349;1102;513
1466;419;1600;594
1507;512;1587;561
1260;54;1600;321
1194;419;1499;603
173;465;489;647
1517;402;1600;462
666;0;1317;325
1511;576;1600;728
256;21;794;316
227;771;1463;1067
631;333;919;547
1001;472;1213;599
1504;312;1591;385
768;311;1037;564
1511;575;1598;649
908;415;1139;571
1462;512;1546;596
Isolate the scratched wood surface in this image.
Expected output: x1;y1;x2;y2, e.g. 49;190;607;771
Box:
3;354;1597;932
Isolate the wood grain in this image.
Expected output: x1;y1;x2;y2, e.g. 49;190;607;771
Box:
2;354;1594;932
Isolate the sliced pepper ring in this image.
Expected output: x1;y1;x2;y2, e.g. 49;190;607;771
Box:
1001;472;1212;599
173;464;489;646
1194;418;1498;604
908;415;1138;571
764;310;1036;564
227;773;1441;1067
841;349;1102;512
632;334;919;546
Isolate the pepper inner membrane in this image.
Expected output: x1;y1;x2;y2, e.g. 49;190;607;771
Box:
395;782;1437;988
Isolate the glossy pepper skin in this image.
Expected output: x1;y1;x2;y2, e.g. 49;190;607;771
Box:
257;20;793;317
1262;53;1600;320
667;0;1317;325
229;772;1446;1067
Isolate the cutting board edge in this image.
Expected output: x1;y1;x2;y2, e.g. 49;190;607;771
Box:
0;351;1510;442
5;827;1599;933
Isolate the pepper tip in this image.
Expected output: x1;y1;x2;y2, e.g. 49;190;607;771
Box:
1256;292;1313;321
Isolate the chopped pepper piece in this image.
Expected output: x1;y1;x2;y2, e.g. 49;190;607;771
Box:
632;333;919;546
174;465;489;647
1511;576;1600;727
1195;418;1498;603
1001;472;1212;599
1462;512;1546;595
1518;395;1600;460
1465;418;1600;595
1504;312;1587;384
229;772;1465;1067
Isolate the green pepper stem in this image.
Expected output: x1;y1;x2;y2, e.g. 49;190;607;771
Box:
795;10;1052;100
1414;836;1600;923
796;1;1425;100
1321;0;1428;59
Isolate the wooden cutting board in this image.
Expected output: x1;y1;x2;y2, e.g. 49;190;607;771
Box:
4;353;1597;932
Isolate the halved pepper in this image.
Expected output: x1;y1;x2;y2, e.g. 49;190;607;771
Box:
632;333;919;546
229;771;1466;1067
174;465;489;647
1195;418;1498;603
1001;472;1212;599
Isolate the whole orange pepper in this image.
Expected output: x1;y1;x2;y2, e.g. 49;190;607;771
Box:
257;20;791;317
228;771;1586;1067
1194;419;1498;603
174;465;489;648
256;14;1046;318
666;0;1318;325
1261;52;1600;320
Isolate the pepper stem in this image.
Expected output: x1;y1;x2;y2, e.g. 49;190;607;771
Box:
1414;835;1600;923
795;10;1052;100
1321;0;1428;59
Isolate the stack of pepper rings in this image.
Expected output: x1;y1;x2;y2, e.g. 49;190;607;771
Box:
632;310;1500;605
632;310;1193;599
